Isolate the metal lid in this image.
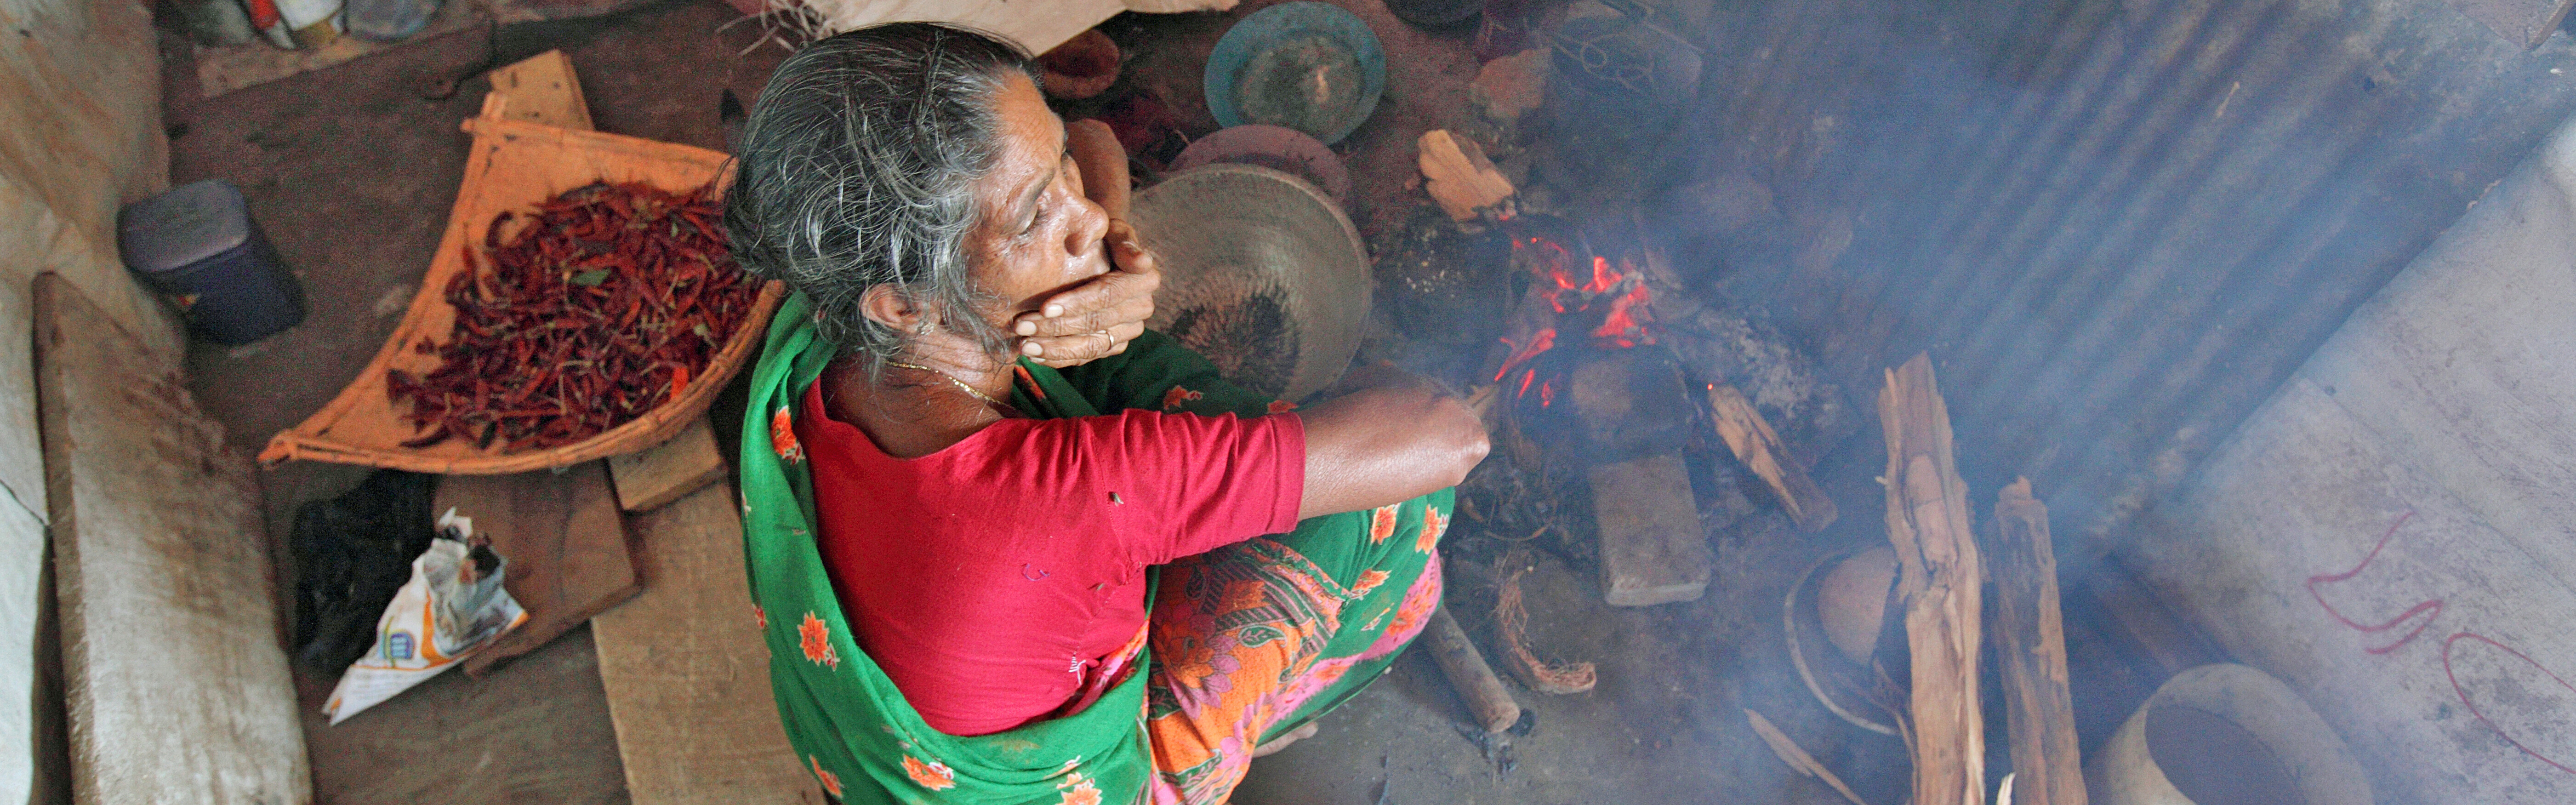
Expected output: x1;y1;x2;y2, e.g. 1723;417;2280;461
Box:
117;178;253;274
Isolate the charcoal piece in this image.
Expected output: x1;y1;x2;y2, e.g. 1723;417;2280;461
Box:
290;470;439;673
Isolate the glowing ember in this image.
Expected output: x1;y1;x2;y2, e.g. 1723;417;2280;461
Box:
1494;227;1659;399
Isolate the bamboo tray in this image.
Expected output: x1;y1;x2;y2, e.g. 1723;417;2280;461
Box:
260;116;783;474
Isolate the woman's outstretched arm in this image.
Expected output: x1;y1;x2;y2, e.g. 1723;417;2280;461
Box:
1294;367;1489;520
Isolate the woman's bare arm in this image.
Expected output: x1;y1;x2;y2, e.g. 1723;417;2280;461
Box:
1295;369;1490;520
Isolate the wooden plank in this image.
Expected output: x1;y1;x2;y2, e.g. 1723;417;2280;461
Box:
1877;353;1983;805
1989;479;2084;805
609;417;726;512
1706;383;1836;532
438;462;641;676
1590;453;1711;606
32;274;310;805
593;482;821;805
484;50;596;131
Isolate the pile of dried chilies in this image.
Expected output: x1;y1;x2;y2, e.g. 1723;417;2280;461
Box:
388;181;760;451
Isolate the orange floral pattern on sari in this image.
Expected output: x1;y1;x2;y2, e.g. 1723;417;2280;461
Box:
1351;569;1391;599
1417;506;1448;554
902;755;957;790
809;756;843;797
1160;386;1205;411
770;407;804;463
1367;504;1399;544
1143;525;1443;805
797;611;838;669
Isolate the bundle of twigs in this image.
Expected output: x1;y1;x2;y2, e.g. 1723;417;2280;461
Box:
388;182;761;451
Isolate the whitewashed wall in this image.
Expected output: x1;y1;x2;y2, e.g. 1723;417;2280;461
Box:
0;0;176;800
2126;110;2576;802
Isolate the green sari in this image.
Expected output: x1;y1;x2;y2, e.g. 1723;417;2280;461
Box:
740;293;1448;804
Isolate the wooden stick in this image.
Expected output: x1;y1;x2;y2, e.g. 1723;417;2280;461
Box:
1991;480;2085;805
1745;708;1868;805
1878;353;1985;805
1706;383;1837;531
1425;606;1522;733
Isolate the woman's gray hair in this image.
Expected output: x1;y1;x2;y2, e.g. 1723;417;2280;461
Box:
723;23;1039;363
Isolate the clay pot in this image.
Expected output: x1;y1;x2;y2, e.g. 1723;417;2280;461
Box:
1816;546;1897;665
1038;29;1121;100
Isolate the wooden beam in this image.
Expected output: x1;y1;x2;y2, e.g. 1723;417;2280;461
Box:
593;482;822;804
1878;353;1984;805
1989;479;2084;805
609;417;727;512
1706;383;1836;531
34;274;310;804
482;50;594;130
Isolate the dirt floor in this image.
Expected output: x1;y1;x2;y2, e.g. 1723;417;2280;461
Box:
166;1;1926;801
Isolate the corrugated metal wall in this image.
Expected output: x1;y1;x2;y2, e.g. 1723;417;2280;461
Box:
1640;0;2576;563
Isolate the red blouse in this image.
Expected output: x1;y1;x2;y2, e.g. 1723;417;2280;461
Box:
795;378;1305;736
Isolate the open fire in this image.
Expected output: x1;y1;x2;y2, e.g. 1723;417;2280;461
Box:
1491;222;1660;410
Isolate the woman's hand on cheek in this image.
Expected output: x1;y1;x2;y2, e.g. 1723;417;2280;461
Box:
1011;220;1161;368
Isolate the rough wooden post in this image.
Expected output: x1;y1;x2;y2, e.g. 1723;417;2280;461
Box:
1879;353;1984;805
1990;479;2085;805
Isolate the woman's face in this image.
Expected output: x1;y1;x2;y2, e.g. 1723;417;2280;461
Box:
962;73;1112;331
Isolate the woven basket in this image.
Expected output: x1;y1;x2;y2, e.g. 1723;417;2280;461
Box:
259;116;782;474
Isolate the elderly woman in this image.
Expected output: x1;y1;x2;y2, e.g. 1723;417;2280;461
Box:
725;23;1488;805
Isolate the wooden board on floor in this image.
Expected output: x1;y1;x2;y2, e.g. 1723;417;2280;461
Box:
593;481;821;804
484;49;595;131
609;417;726;512
1989;479;2084;805
437;462;642;676
32;274;311;804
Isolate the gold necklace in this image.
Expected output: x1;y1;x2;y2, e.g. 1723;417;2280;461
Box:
884;360;1014;411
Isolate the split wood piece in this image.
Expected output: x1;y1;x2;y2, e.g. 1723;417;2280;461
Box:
609;417;726;512
1591;453;1711;606
1424;605;1522;733
440;462;643;677
1707;383;1837;531
483;50;594;131
1418;130;1515;221
1989;479;2085;805
1877;353;1985;805
33;274;312;803
594;482;822;804
1745;708;1868;805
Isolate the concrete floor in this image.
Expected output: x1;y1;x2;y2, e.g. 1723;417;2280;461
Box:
165;1;1901;801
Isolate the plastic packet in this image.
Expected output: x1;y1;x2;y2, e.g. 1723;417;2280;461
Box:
322;508;527;725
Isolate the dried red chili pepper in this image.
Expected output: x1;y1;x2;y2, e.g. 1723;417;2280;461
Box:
388;181;760;451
